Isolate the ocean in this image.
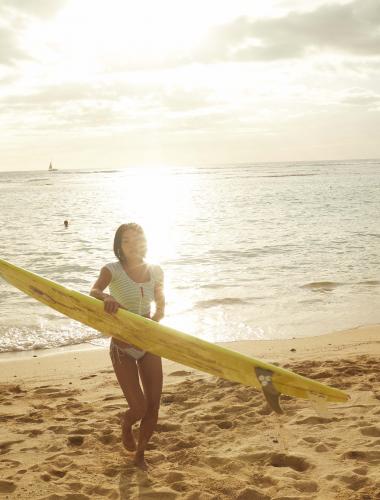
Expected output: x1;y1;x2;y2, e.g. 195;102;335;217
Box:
1;160;379;353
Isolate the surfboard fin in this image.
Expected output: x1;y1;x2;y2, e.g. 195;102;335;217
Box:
255;367;283;414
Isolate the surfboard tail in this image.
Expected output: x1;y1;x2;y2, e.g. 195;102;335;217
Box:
255;367;284;414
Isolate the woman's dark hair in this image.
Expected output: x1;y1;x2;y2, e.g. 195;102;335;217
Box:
113;223;146;261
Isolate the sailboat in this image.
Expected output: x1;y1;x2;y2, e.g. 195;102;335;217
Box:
48;161;58;172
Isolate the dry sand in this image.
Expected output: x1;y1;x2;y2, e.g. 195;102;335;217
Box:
0;325;379;499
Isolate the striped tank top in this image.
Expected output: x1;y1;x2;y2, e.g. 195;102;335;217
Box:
105;261;163;317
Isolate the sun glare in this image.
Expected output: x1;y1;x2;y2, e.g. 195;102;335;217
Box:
49;0;212;68
107;166;199;265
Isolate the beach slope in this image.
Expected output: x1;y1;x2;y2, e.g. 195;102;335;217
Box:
0;325;379;499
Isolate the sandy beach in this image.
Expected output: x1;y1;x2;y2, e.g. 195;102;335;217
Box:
0;325;379;499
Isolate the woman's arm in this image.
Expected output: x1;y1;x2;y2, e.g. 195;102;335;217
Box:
90;267;120;313
151;268;165;322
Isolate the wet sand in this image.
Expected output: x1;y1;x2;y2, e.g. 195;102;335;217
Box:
0;325;379;499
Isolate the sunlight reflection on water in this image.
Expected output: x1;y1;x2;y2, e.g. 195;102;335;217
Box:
1;161;380;351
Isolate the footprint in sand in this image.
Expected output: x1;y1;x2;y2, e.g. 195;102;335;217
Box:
32;403;53;410
204;455;231;467
198;412;225;422
47;425;68;434
301;436;319;444
338;472;369;492
25;428;44;437
156;422;181;432
74;408;94;416
268;452;312;472
33;386;79;398
1;384;26;395
101;404;121;412
72;417;89;423
83;484;117;497
236;486;270;500
16;412;44;424
48;468;68;479
294;415;337;425
97;431;117;445
45;444;62;452
0;480;17;494
294;479;319;493
257;404;272;416
170;481;189;493
360;425;380;437
102;465;120;478
353;466;368;476
0;458;21;468
0;440;24;455
168;438;198;452
67;435;85;446
102;394;121;401
161;393;176;404
314;443;330;452
169;370;192;376
164;471;186;483
50;455;73;469
69;427;93;435
67;480;84;492
342;449;380;464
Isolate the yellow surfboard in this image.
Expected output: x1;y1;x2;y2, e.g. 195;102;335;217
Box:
0;258;349;413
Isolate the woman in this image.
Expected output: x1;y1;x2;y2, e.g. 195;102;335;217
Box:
90;223;165;470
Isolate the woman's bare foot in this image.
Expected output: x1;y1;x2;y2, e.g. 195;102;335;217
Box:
134;451;148;471
121;415;136;451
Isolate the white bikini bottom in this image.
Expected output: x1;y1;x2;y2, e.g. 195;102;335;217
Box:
110;338;146;362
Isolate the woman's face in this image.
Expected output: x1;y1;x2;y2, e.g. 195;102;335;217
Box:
120;228;147;261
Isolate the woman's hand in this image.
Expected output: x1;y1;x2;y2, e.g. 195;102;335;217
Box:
151;309;164;322
103;295;121;314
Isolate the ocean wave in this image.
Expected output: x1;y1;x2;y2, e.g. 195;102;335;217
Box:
199;283;235;289
194;297;250;308
301;280;380;291
258;173;317;178
162;257;207;265
207;245;297;258
0;325;102;353
59;170;120;175
357;280;380;286
0;178;19;184
26;178;49;183
301;281;344;291
351;232;380;239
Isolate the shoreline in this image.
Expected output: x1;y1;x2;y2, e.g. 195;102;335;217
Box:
1;324;379;499
1;321;379;364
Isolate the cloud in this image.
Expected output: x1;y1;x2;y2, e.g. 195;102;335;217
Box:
160;88;216;112
0;0;67;19
0;81;217;115
0;78;230;138
340;88;380;107
1;80;149;105
0;26;29;65
0;0;67;66
189;0;380;64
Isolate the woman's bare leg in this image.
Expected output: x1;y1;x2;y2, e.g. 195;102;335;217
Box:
110;348;147;451
134;353;163;469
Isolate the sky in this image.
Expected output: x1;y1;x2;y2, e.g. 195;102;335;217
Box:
0;0;379;171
